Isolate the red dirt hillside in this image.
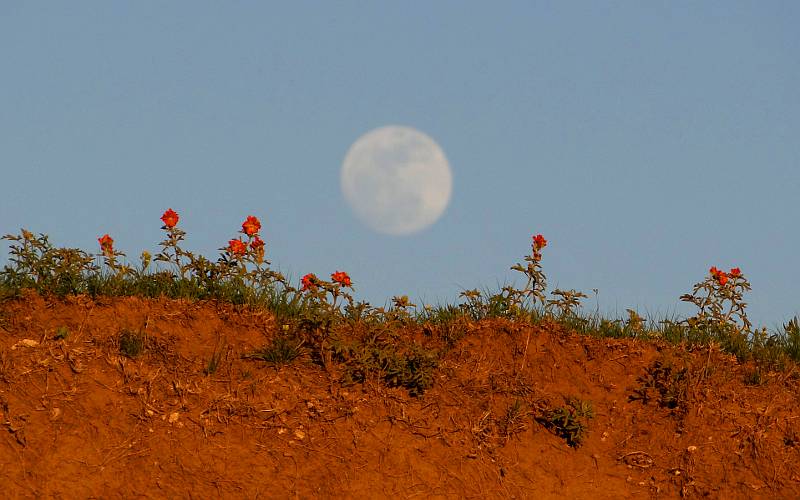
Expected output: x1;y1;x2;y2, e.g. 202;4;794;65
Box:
1;292;799;498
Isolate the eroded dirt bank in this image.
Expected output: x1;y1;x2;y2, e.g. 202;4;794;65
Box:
1;293;798;498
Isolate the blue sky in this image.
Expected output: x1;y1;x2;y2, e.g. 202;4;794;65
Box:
1;2;798;327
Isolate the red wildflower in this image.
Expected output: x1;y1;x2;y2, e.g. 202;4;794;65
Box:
160;208;179;229
708;266;731;285
709;266;728;285
331;271;352;287
250;236;265;251
242;215;261;237
532;234;547;250
729;267;741;277
250;236;265;262
98;234;114;255
227;238;247;256
301;273;318;291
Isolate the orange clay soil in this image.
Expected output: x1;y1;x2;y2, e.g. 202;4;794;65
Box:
1;292;799;499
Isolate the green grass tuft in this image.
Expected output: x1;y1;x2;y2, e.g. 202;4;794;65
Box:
244;335;304;366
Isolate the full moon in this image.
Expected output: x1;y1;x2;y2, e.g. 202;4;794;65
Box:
340;126;453;236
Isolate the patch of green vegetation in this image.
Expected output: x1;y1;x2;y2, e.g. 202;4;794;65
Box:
1;231;96;297
204;342;228;375
53;326;69;341
459;288;520;320
330;338;438;397
417;304;467;348
119;329;145;359
629;359;689;413
784;318;800;363
244;334;304;366
537;398;594;448
383;344;438;396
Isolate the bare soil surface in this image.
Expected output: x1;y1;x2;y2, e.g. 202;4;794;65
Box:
1;292;799;498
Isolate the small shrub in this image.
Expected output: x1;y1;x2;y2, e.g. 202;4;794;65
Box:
382;344;439;396
2;230;97;296
630;359;689;414
537;398;594;448
680;266;752;338
119;329;145;359
330;338;439;396
546;289;588;318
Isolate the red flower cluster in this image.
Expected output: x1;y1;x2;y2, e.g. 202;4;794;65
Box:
531;234;547;261
98;234;114;255
228;238;247;256
249;236;265;261
161;208;179;229
242;216;261;237
250;236;265;251
331;271;352;287
710;267;728;286
301;273;318;291
709;266;741;286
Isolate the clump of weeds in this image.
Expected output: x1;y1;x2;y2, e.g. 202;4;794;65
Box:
204;340;230;375
630;358;689;414
382;344;438;396
330;337;439;397
546;288;589;318
53;326;69;341
536;397;594;448
2;230;97;296
418;304;467;349
498;399;529;441
782;317;800;362
244;333;304;367
119;328;146;359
